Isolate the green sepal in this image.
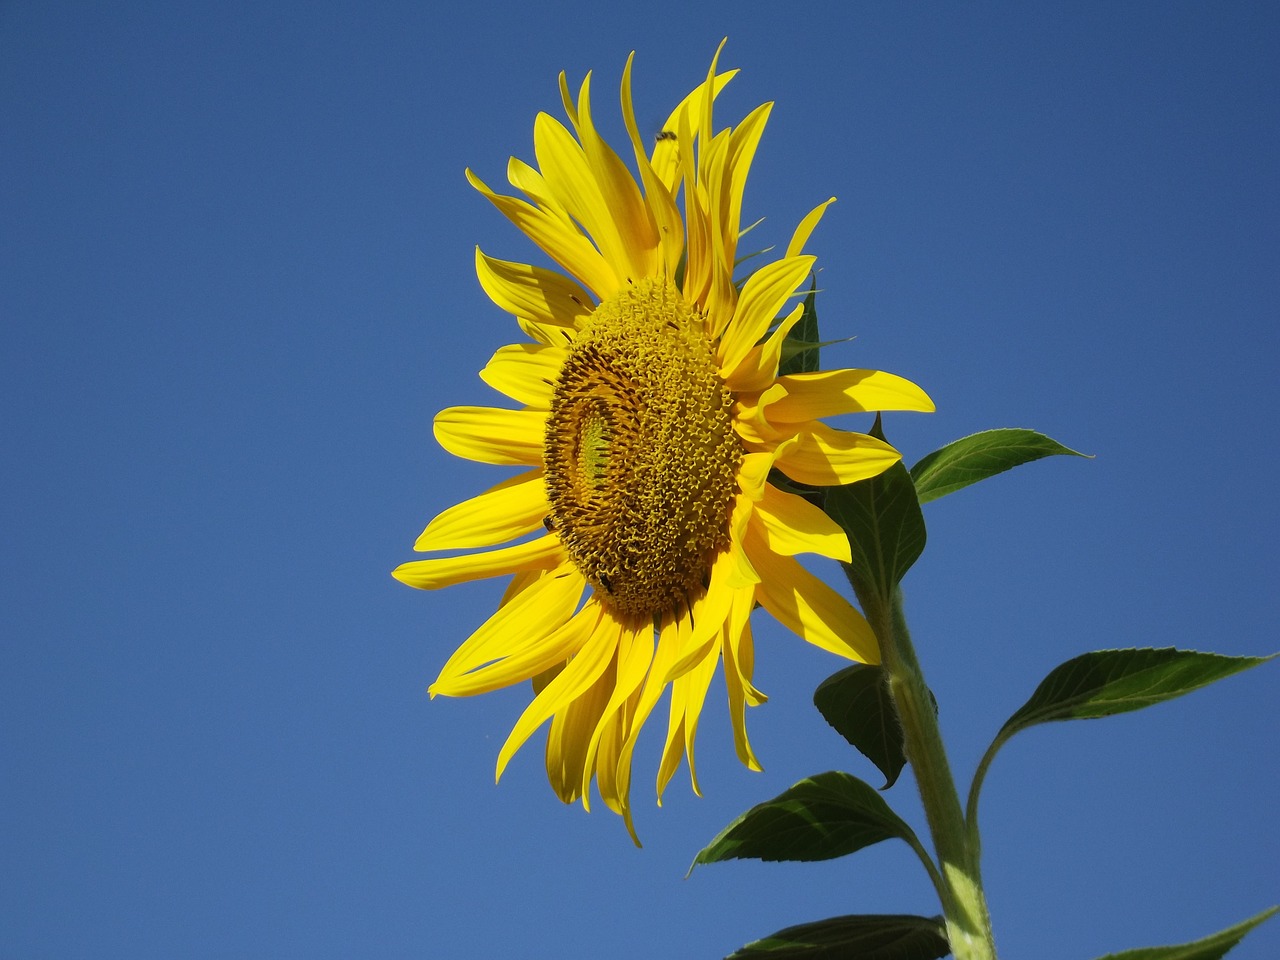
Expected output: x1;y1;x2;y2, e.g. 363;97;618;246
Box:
779;336;856;369
909;428;1088;505
1088;905;1277;960
777;278;820;377
813;664;916;789
998;647;1273;738
725;914;950;960
691;771;921;869
823;415;927;607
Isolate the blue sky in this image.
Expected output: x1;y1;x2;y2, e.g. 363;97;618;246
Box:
2;2;1276;958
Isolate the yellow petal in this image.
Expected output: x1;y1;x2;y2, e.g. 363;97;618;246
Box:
735;449;781;501
666;545;740;681
467;168;617;299
613;613;684;830
581;619;654;819
657;628;720;800
721;300;805;392
591;696;632;827
392;534;562;590
764;369;936;422
620;53;684;279
474;249;592;333
431;564;587;696
478;343;566;408
725;493;761;589
491;602;616;781
720;102;771;267
717;255;815;372
652;67;739;191
540;618;619;804
785;197;836;259
745;524;879;664
415;469;548;551
563;72;658;282
772;421;902;486
533;110;638;284
433;405;546;466
722;594;764;771
506;156;574;229
752;483;852;562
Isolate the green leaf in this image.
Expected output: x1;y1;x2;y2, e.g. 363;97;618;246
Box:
909;428;1088;504
692;771;921;868
1089;906;1277;960
823;415;927;604
777;278;820;376
999;648;1274;740
726;914;950;960
968;648;1273;834
812;665;908;788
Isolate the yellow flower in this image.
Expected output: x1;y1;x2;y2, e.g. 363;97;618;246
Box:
394;45;933;841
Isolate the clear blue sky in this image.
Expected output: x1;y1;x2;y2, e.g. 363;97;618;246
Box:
3;2;1276;958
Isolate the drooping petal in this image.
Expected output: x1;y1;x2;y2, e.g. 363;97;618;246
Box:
392;534;563;590
657;626;720;800
772;421;902;486
541;619;620;803
415;469;549;551
763;369;936;422
433;405;546;466
666;541;742;681
432;563;587;696
722;589;765;771
582;618;654;820
612;613;684;836
478;343;566;408
751;482;852;562
492;600;613;779
745;524;880;664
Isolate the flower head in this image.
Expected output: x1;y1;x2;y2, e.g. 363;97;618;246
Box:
395;45;933;841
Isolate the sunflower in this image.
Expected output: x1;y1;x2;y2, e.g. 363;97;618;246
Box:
394;45;933;841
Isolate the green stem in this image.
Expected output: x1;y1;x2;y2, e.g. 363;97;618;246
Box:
863;583;998;960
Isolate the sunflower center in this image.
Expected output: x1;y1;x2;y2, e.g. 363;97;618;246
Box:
544;277;742;621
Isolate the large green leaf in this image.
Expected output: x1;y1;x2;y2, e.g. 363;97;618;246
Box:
968;648;1272;824
812;664;908;789
823;415;927;605
909;428;1087;504
999;648;1273;740
726;914;950;960
692;771;920;868
777;278;820;377
1090;906;1277;960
